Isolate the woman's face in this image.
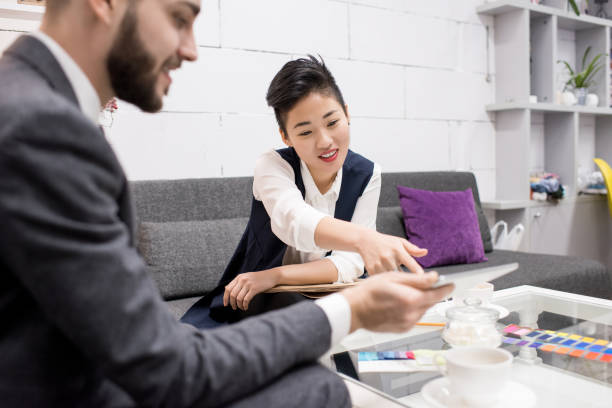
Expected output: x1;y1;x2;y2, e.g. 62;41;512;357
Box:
282;92;350;191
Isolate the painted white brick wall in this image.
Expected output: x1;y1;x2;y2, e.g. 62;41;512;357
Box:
0;0;497;200
164;47;289;114
328;58;405;118
350;118;452;172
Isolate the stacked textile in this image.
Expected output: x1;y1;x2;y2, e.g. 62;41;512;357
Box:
530;173;565;201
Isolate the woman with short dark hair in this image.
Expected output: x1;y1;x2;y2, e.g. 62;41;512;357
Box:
182;56;427;328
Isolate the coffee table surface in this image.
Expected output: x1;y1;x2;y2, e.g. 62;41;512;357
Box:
328;285;612;407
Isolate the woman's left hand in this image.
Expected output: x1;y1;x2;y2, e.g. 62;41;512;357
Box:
223;270;280;311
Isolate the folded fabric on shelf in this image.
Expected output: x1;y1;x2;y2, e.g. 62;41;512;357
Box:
530;173;565;200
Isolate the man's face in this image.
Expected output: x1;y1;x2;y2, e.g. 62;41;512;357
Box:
107;0;200;112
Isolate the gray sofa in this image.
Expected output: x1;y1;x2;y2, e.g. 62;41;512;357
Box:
132;171;612;318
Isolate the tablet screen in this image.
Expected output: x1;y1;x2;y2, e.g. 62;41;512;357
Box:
432;262;518;297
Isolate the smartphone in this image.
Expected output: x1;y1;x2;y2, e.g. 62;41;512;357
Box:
428;263;518;294
400;263;519;294
430;274;451;289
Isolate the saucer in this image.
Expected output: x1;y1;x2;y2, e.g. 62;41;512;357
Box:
434;301;509;319
421;377;536;408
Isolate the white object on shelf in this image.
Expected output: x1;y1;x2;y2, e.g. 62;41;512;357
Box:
586;93;599;107
561;91;577;106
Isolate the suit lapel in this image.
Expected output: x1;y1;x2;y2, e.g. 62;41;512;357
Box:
4;35;79;108
5;35;138;243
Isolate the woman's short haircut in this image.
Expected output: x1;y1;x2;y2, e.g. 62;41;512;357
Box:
266;55;347;135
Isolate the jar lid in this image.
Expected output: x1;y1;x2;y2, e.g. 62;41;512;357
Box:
445;297;500;323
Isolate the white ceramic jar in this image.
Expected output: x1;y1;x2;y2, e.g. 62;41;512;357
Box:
442;298;501;348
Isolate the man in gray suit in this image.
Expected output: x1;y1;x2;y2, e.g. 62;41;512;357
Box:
0;0;453;407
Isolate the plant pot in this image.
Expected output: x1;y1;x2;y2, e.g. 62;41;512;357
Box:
574;87;588;105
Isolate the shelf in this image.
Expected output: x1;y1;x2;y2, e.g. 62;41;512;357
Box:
478;0;612;29
482;199;536;210
486;102;612;115
482;195;605;210
0;2;44;20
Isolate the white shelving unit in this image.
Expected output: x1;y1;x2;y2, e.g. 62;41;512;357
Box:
486;102;612;114
481;194;604;210
479;0;612;207
478;1;612;263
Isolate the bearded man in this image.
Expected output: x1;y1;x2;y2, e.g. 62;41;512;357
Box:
0;1;452;407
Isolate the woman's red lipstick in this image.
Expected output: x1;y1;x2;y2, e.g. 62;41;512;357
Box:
319;149;338;162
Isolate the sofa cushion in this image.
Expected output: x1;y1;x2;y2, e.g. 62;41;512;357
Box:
138;218;248;299
397;186;487;268
376;207;406;238
131;177;254;222
432;250;612;300
379;172;493;252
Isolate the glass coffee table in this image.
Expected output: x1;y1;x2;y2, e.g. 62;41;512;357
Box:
326;285;612;407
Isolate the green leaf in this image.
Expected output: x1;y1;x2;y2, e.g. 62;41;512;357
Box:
568;0;580;15
583;65;603;87
582;53;605;81
588;53;605;72
582;46;591;70
558;49;607;90
557;60;575;76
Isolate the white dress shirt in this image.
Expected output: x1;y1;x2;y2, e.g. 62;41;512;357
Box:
29;31;101;125
254;149;382;345
253;150;382;283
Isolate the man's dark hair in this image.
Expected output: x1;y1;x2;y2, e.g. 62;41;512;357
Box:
266;55;347;136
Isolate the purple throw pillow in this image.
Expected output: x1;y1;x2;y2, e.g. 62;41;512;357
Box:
397;186;487;268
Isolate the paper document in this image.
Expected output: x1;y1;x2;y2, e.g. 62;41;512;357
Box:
265;281;361;294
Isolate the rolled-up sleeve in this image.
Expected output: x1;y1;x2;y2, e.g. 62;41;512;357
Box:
253;150;329;252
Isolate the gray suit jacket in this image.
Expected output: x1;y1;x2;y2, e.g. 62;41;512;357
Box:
0;35;333;407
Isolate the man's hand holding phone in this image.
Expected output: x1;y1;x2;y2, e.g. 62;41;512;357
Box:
341;271;454;333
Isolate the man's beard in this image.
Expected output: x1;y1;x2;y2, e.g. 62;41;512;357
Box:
106;8;170;113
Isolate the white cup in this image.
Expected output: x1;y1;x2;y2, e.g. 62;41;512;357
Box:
453;282;494;306
437;346;513;407
466;282;494;304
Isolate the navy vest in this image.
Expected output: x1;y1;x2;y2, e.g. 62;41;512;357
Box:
181;147;374;328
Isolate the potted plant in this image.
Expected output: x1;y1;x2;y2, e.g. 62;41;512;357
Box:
558;46;606;105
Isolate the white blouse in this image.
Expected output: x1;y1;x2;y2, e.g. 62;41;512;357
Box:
253;150;382;283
